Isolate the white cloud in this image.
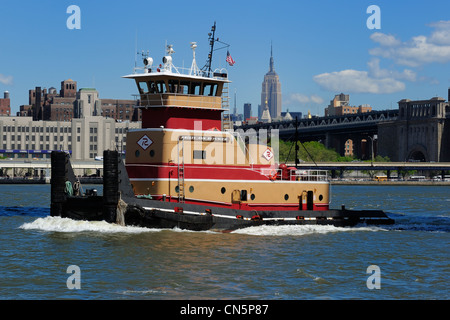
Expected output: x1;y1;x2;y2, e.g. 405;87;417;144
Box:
367;58;417;82
313;69;405;94
369;21;450;67
313;20;450;95
0;74;13;85
310;95;324;104
429;20;450;45
286;93;324;105
370;33;401;47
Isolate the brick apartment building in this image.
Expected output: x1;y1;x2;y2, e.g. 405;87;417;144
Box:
0;91;11;116
324;93;372;117
18;79;141;122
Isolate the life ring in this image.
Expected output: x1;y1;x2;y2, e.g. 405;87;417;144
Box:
269;170;278;181
64;181;73;196
251;214;262;221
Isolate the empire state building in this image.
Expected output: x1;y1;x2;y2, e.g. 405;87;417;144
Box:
260;45;282;120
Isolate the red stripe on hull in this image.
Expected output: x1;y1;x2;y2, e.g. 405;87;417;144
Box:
126;163;273;181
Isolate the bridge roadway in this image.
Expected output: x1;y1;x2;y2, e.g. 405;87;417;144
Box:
235;109;399;140
289;162;450;171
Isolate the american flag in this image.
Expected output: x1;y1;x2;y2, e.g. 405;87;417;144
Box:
226;51;235;66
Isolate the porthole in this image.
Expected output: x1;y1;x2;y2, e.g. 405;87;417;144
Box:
135;150;140;157
189;186;194;193
175;185;179;193
149;149;155;157
250;194;256;201
284;194;289;201
319;194;323;201
221;187;226;194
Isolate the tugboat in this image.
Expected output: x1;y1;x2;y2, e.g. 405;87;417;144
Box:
50;25;394;231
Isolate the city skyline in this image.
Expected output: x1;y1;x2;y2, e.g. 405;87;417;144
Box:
1;0;450;117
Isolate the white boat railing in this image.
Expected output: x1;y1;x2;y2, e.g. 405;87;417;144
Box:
290;169;328;181
134;65;228;80
260;168;328;182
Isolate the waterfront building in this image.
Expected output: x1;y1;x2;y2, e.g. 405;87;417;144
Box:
20;79;140;122
243;103;251;121
282;110;293;121
0;116;141;161
0;92;11;116
281;111;302;121
100;99;142;121
325;93;372;116
74;88;101;119
344;139;353;157
261;45;282;120
378;92;450;162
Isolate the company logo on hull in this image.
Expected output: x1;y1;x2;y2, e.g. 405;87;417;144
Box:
137;135;153;150
262;148;274;161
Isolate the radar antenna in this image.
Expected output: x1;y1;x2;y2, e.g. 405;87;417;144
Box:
189;42;200;76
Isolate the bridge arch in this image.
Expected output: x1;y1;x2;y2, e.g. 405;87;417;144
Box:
407;144;428;162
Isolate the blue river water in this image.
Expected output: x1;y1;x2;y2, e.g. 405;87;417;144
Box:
0;184;448;300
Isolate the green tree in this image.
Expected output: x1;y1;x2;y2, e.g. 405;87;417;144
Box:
278;140;354;163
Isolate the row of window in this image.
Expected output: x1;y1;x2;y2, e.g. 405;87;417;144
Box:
138;79;220;97
3;135;70;142
2;126;72;133
2;144;72;151
2;132;127;141
1;125;130;134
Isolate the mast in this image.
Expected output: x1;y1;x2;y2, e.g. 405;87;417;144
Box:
202;21;216;75
201;21;231;76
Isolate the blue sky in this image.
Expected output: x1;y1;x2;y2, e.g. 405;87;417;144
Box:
1;0;449;117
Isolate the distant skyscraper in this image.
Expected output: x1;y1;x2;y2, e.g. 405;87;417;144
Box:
244;103;252;120
261;44;282;120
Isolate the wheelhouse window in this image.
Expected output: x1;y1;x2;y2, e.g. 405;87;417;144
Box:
168;79;179;93
179;81;190;94
156;80;168;93
203;83;217;96
190;82;202;95
137;78;223;97
138;81;149;94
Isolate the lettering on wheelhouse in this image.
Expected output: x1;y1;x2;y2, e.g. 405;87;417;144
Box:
179;135;229;142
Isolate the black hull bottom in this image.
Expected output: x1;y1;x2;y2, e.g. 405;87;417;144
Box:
57;195;394;232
